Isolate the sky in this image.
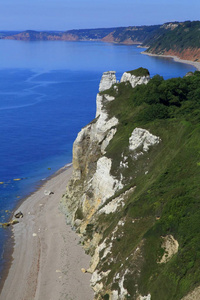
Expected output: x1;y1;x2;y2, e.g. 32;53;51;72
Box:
0;0;200;31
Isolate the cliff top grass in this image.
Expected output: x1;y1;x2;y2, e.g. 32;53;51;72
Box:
126;67;150;77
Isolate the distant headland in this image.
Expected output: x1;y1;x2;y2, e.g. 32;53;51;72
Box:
1;20;200;62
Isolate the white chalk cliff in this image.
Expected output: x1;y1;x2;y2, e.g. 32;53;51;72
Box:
120;71;150;88
61;70;161;300
99;71;117;92
61;71;121;227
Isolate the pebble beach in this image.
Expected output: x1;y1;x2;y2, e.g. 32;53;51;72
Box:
0;165;93;300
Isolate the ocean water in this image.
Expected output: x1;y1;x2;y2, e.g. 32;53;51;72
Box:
0;40;196;280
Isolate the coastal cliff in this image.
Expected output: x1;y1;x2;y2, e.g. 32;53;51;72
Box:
144;21;200;62
61;68;200;299
2;21;200;62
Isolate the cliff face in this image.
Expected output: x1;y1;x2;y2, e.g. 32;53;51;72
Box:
61;69;161;299
61;69;151;230
101;25;161;45
152;48;200;62
61;68;200;300
144;21;200;62
120;71;150;88
62;72;120;229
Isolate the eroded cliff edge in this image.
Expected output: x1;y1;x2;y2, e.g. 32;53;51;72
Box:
61;68;200;300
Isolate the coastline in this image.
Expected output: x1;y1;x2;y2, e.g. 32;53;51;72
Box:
142;51;200;71
0;164;93;300
0;43;199;300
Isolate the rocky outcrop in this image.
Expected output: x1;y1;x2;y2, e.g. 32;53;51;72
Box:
61;71;120;229
92;156;123;204
1;219;19;227
138;295;151;300
99;71;117;92
129;128;160;153
120;71;150;88
182;286;200;300
14;211;23;218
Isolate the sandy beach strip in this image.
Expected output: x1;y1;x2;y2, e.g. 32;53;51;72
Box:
142;51;200;71
0;165;94;300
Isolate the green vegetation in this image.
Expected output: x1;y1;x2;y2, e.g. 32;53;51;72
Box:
104;71;200;124
104;20;200;54
91;70;200;299
146;21;200;54
127;67;150;77
111;25;161;43
66;28;116;40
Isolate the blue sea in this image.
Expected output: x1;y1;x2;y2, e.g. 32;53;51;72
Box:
0;40;196;280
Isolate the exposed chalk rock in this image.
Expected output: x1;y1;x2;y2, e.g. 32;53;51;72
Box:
93;282;103;293
96;94;115;118
111;290;119;300
139;294;151;300
98;186;135;215
92;156;123;205
101;242;112;260
119;271;129;299
71;95;118;181
98;194;125;215
86;233;103;273
74;218;82;227
159;235;179;263
99;71;117;92
182;286;200;300
91;270;110;290
101;128;117;154
92;101;118;146
120;71;150;88
129;128;160;152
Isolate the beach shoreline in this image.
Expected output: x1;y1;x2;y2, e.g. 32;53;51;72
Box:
0;164;93;300
141;51;200;71
0;164;73;292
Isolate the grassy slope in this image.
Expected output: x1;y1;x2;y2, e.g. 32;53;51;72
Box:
145;21;200;53
111;25;161;43
89;71;200;299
